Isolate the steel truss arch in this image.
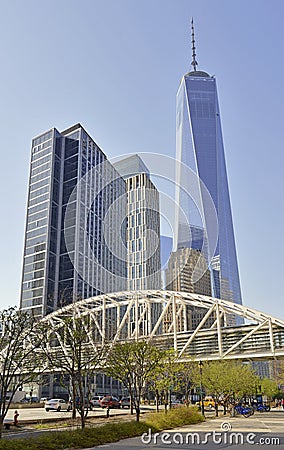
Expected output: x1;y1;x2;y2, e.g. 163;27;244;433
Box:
40;290;284;361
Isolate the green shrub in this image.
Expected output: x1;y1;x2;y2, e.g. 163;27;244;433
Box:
145;406;204;430
0;406;204;450
0;423;152;450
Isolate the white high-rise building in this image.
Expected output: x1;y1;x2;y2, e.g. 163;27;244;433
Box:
114;155;161;291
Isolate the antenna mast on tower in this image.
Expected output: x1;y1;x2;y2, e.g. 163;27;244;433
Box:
191;18;198;71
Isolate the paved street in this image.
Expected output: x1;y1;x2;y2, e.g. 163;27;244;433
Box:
5;405;150;422
85;411;284;449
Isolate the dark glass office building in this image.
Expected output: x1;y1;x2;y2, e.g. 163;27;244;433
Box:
175;46;242;313
20;124;127;317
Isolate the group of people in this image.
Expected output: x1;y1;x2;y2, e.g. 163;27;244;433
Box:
275;399;284;409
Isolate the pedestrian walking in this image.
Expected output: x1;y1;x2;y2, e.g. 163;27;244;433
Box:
13;410;19;426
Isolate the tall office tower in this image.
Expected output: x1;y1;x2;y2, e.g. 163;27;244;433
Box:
178;224;206;253
166;248;211;296
20;123;127;318
175;21;242;312
165;247;213;331
114;155;161;291
251;361;274;380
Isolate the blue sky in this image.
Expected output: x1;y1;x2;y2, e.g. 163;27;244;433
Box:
1;0;283;319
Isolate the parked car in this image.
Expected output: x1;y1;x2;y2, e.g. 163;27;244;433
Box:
195;396;215;409
45;398;71;412
25;396;39;403
120;397;131;408
100;396;121;408
90;395;104;407
74;397;93;410
171;399;183;408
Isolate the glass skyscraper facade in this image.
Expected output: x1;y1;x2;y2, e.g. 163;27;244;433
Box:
20;123;127;318
175;65;242;311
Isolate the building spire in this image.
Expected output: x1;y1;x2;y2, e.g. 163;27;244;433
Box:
191;18;198;71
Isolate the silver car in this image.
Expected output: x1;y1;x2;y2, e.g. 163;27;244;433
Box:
45;398;71;412
90;395;104;407
120;397;131;408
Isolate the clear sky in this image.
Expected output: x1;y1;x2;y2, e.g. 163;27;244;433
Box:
1;0;283;319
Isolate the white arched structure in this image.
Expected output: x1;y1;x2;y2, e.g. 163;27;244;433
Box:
41;290;284;361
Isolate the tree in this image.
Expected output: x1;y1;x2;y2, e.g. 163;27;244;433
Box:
40;312;107;429
276;361;284;388
175;360;197;406
260;377;280;399
150;348;185;412
0;307;44;438
105;340;165;421
190;360;259;416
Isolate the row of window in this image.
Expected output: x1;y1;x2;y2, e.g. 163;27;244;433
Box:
32;130;53;147
24;251;45;265
30;176;50;193
29;184;50;200
64;138;79;160
21;298;43;308
129;264;144;279
32;137;52;153
22;287;43;300
28;200;49;215
32;145;52;162
23;269;45;282
30;169;50;186
129;238;143;253
58;250;126;275
23;277;44;290
81;138;106;166
128;279;151;290
127;174;147;190
26;227;47;248
128;224;145;240
31;153;52;170
28;192;49;207
31;161;51;177
23;264;45;279
128;212;143;228
26;225;47;240
27;208;48;225
27;217;48;232
127;188;143;202
189;99;216;119
24;242;46;257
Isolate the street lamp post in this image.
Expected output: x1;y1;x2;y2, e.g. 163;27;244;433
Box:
199;361;205;416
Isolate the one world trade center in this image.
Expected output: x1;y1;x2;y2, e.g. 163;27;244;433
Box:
175;20;242;313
